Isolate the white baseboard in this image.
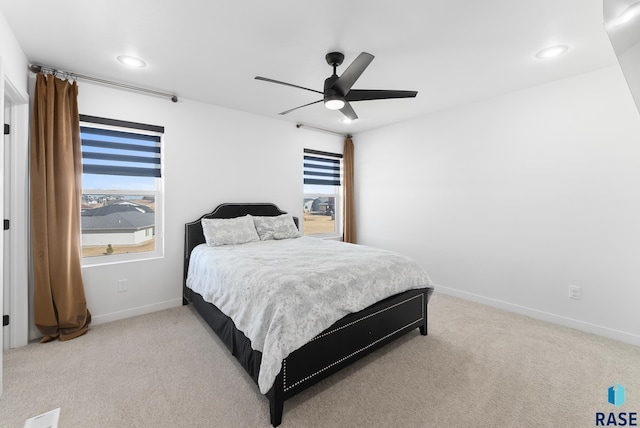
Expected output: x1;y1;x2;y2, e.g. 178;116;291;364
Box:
91;298;183;326
434;285;640;347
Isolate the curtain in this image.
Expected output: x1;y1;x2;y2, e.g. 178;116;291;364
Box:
30;73;91;342
343;137;356;243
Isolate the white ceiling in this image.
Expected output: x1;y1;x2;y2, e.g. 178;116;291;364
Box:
0;0;619;134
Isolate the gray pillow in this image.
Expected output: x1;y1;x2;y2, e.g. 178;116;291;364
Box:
253;214;301;240
202;215;260;246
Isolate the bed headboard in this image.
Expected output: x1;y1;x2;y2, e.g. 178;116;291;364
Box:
183;203;298;304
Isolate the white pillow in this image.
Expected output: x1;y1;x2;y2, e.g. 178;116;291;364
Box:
253;214;301;240
202;215;260;246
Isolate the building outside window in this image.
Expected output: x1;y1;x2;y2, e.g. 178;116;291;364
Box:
79;115;164;265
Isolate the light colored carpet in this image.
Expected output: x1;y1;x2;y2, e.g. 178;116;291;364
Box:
1;293;639;428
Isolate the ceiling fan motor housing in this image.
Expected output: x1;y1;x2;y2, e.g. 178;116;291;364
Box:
323;75;344;109
325;52;345;67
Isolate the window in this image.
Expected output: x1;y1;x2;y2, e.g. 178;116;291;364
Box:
79;115;164;265
303;149;342;238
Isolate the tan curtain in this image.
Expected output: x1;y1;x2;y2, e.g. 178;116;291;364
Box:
343;137;356;243
30;73;91;342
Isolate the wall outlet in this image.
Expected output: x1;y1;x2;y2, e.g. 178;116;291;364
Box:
568;285;581;300
117;279;128;293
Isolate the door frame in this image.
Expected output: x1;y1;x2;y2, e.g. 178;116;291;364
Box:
3;74;29;352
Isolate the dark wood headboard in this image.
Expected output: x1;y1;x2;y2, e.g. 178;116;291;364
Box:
182;203;298;304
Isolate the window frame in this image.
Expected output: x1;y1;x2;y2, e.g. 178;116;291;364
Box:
79;115;164;267
303;149;343;239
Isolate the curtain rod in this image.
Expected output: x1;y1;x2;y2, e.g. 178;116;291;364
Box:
296;123;351;139
28;64;178;103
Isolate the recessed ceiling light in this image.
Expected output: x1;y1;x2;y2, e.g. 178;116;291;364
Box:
535;45;568;59
610;2;640;28
341;118;353;124
117;55;146;68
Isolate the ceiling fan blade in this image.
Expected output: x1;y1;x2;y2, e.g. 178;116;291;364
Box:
339;101;358;121
255;76;324;95
332;52;374;95
345;89;418;102
278;99;323;115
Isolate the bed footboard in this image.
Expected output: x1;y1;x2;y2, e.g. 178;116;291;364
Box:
267;287;432;426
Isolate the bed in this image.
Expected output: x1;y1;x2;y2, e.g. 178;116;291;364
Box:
183;203;434;426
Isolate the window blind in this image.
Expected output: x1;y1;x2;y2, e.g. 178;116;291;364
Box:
303;149;342;186
80;126;162;178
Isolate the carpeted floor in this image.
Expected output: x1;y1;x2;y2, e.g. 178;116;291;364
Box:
1;293;639;427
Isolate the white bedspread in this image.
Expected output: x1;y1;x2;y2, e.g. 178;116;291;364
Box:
186;236;433;393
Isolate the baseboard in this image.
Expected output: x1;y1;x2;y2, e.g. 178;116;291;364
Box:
434;285;640;347
91;298;183;326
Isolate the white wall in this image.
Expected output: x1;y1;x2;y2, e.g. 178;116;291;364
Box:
76;81;340;325
0;9;28;94
355;65;640;345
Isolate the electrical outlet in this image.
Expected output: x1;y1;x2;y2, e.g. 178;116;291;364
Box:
117;279;128;293
568;285;581;300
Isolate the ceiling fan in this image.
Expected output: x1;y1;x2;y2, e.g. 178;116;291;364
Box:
255;52;418;121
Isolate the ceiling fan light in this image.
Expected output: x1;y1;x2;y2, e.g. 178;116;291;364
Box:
325;96;345;110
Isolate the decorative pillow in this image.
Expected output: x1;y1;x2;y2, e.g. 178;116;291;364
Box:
253;214;301;241
202;215;260;246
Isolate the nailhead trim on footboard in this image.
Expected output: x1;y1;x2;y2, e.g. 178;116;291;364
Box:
283;293;425;392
